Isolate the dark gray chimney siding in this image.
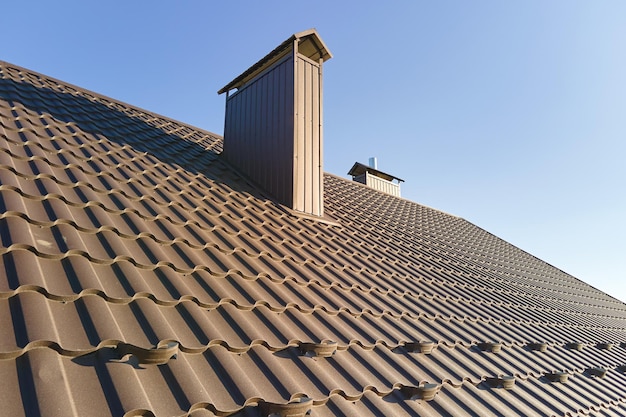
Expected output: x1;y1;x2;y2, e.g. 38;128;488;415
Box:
219;30;331;217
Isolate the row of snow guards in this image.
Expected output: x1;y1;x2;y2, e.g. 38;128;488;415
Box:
252;339;626;416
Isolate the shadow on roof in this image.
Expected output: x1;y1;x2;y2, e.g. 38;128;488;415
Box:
0;74;279;206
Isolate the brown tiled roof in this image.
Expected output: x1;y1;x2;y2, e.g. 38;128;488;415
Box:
2;60;626;416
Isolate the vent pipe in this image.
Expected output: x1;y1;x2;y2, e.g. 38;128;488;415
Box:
368;157;378;170
218;29;332;217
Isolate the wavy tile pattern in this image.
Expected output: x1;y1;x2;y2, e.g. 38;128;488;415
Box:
2;60;626;416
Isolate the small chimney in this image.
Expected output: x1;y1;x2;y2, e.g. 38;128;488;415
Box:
218;29;332;217
348;160;404;197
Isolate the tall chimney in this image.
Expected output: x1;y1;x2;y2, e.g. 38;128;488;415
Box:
218;29;332;217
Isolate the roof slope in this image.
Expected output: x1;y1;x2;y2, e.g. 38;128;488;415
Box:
2;61;626;417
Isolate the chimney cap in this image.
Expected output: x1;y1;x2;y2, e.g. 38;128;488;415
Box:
218;28;332;95
348;161;404;183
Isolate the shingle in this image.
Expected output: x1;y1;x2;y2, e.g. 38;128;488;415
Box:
3;59;626;416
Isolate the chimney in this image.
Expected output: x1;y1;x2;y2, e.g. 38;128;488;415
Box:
218;29;332;217
348;160;404;197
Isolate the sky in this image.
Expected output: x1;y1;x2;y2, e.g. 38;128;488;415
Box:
3;1;626;302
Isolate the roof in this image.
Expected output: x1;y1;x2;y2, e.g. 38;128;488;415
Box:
2;60;626;417
348;161;405;183
218;29;332;95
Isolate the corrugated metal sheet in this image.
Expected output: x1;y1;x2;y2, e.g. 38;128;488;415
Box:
294;55;323;216
4;60;626;417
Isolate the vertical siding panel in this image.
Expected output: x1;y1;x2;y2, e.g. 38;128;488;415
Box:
249;72;256;184
302;60;313;213
251;79;256;177
295;57;305;212
300;59;308;213
277;59;287;204
258;72;266;188
241;84;247;171
272;61;281;201
317;58;324;216
236;93;243;168
283;57;295;205
266;69;273;192
234;86;242;169
231;95;238;165
279;59;287;205
303;60;312;214
287;57;296;206
249;75;257;183
260;73;266;187
227;96;233;163
227;95;234;164
278;57;292;206
223;97;230;156
268;62;276;200
224;96;231;160
243;82;250;172
257;68;264;189
311;63;321;216
250;76;257;180
235;93;241;168
267;66;276;198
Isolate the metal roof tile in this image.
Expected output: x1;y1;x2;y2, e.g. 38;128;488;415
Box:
4;60;626;415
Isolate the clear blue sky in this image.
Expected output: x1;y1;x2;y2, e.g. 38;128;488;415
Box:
4;1;626;302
